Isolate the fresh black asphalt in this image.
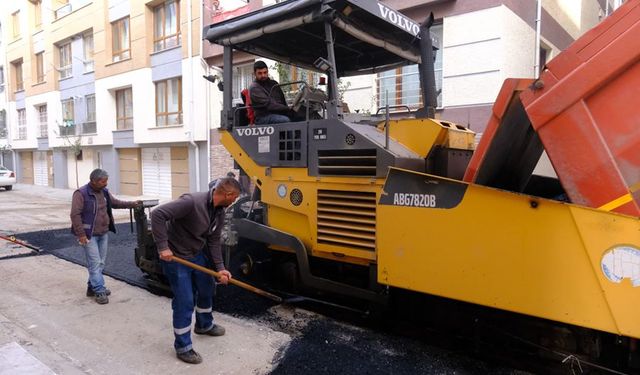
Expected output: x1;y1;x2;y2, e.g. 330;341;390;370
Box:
17;224;521;374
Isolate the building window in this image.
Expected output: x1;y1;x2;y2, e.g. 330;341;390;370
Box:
112;17;130;62
58;42;72;79
35;52;45;83
0;111;7;139
232;64;254;100
377;69;396;107
33;1;42;30
13;60;23;92
12;11;20;39
0;67;4;93
37;104;47;138
116;88;133;130
375;24;443;110
83;94;96;134
155;77;182;126
60;98;75;136
153;0;180;52
16;109;26;140
83;33;94;72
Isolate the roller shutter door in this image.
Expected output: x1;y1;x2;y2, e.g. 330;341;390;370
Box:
34;151;48;186
142;147;171;199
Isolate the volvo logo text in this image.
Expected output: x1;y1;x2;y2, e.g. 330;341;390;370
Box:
235;126;275;136
377;4;420;36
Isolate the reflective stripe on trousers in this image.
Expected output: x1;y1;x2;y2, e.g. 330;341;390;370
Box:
161;251;216;353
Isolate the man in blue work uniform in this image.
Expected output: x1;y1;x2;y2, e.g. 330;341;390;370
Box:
151;177;240;364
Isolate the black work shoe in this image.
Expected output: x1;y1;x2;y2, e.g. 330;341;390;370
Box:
87;287;111;297
194;324;225;336
177;349;202;364
95;292;109;304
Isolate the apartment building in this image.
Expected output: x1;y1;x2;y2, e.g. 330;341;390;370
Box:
2;0;211;198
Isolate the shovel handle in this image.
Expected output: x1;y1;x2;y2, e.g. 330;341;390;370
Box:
170;256;282;303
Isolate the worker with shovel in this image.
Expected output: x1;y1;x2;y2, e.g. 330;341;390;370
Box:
151;177;240;364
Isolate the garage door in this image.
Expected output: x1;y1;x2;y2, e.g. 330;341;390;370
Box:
19;152;34;184
171;146;189;199
142;147;171;199
118;148;142;196
34;151;48;186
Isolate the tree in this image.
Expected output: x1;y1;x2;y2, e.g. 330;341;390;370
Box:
55;120;82;188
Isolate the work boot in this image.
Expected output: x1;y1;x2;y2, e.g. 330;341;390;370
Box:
95;292;109;304
176;349;202;364
86;287;111;297
194;324;226;336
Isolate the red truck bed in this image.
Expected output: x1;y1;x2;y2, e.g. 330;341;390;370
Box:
465;0;640;216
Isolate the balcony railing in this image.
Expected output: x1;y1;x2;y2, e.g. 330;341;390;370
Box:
17;127;27;140
59;65;72;79
59;124;76;137
39;123;48;138
80;122;96;134
55;4;72;19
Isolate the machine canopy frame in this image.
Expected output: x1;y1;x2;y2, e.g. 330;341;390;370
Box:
203;0;426;77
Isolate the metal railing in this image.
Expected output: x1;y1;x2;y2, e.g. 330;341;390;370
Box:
39;123;48;138
17;127;27;140
81;122;96;134
55;3;72;19
59;124;76;137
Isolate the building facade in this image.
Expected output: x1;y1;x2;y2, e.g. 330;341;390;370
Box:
1;0;211;198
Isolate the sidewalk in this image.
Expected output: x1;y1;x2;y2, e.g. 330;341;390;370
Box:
0;256;290;375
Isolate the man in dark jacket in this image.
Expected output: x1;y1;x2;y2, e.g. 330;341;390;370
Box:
249;60;292;124
151;177;240;364
70;168;140;304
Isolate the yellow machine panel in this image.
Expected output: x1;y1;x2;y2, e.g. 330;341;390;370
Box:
379;118;475;158
377;168;640;339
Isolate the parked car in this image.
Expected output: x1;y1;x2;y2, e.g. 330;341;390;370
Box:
0;165;16;191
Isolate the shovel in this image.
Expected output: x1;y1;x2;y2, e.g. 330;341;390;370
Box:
170;255;283;303
0;235;42;252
